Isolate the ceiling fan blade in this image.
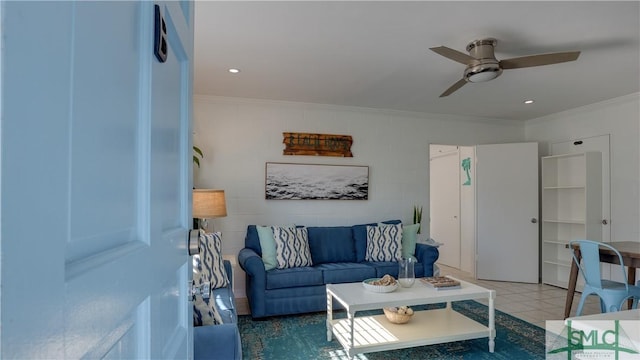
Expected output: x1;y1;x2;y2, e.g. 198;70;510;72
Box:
440;78;467;97
499;51;580;69
430;46;475;65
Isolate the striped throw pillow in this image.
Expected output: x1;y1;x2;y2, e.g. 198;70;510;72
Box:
365;224;403;262
193;231;227;326
272;226;313;269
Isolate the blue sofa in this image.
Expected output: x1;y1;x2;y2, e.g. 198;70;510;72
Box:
238;221;440;319
194;260;242;360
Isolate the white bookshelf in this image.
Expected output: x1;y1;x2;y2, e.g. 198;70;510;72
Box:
541;152;602;289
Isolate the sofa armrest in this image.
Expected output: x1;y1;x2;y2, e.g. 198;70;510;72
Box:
194;324;242;360
415;243;440;277
238;248;267;317
238;248;267;292
213;261;237;324
238;248;266;279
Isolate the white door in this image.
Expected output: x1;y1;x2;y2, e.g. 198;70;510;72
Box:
430;146;461;269
476;142;539;283
1;2;194;359
551;135;612;280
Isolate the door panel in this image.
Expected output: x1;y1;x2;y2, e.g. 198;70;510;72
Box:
1;2;193;358
476;142;539;283
459;146;476;275
430;148;461;269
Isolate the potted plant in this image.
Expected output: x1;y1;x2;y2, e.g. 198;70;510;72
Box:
413;205;423;234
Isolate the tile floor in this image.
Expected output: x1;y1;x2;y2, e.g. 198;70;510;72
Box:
438;264;605;328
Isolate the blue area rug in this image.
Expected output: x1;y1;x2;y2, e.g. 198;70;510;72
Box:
238;300;546;359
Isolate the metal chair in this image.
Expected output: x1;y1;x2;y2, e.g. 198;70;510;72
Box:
570;240;640;315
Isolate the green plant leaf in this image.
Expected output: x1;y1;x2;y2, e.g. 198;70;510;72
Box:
193;146;203;158
413;205;423;234
193;146;204;168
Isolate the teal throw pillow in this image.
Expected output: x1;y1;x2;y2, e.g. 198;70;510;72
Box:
257;224;295;270
401;223;420;259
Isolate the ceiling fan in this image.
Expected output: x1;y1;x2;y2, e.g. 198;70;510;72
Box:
430;38;580;97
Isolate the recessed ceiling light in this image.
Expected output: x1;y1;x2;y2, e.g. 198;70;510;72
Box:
228;68;240;74
523;100;535;104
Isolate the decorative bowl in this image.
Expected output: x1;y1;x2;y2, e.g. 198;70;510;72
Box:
383;307;413;324
362;278;398;293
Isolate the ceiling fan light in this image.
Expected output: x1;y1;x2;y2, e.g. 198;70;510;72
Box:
467;71;499;83
464;62;503;83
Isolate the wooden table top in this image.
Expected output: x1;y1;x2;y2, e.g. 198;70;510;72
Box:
570;241;640;259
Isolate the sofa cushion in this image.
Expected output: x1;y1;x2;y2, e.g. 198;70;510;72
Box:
316;262;376;284
365;224;402;262
401;223;420;258
273;226;313;269
307;226;356;264
266;266;324;290
353;220;401;262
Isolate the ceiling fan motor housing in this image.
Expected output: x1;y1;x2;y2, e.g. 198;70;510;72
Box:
464;38;503;83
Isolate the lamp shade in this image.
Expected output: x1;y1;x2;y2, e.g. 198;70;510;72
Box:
192;189;227;218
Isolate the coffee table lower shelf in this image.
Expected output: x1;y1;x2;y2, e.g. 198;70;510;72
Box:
328;307;491;356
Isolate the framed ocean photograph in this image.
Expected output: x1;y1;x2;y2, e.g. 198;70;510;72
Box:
265;162;369;200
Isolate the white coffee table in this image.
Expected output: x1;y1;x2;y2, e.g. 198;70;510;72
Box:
326;277;496;357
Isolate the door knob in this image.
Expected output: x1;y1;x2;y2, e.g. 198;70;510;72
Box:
602;219;608;225
188;229;200;256
531;218;537;223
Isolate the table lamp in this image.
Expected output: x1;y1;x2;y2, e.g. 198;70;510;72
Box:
192;189;227;231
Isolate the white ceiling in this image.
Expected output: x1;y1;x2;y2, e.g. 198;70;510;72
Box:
194;1;640;121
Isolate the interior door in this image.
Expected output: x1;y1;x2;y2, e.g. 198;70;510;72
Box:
1;2;194;358
430;146;461;269
476;142;539;283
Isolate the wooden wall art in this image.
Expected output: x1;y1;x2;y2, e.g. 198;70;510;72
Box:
282;132;353;157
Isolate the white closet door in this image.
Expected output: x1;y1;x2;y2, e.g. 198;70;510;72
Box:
430;148;461;269
476;142;539;283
